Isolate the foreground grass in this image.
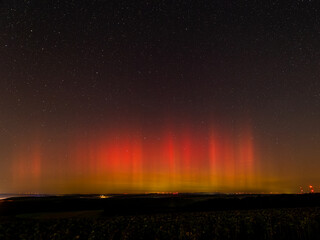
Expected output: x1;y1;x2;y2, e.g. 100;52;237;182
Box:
1;207;320;240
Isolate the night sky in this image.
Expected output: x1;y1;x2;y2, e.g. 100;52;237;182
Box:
1;0;320;194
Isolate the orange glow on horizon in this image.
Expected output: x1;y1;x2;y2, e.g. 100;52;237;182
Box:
9;124;262;193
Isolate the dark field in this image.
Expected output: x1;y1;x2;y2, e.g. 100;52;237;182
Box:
1;194;320;239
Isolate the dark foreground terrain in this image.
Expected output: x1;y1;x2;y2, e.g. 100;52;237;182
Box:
1;193;320;239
